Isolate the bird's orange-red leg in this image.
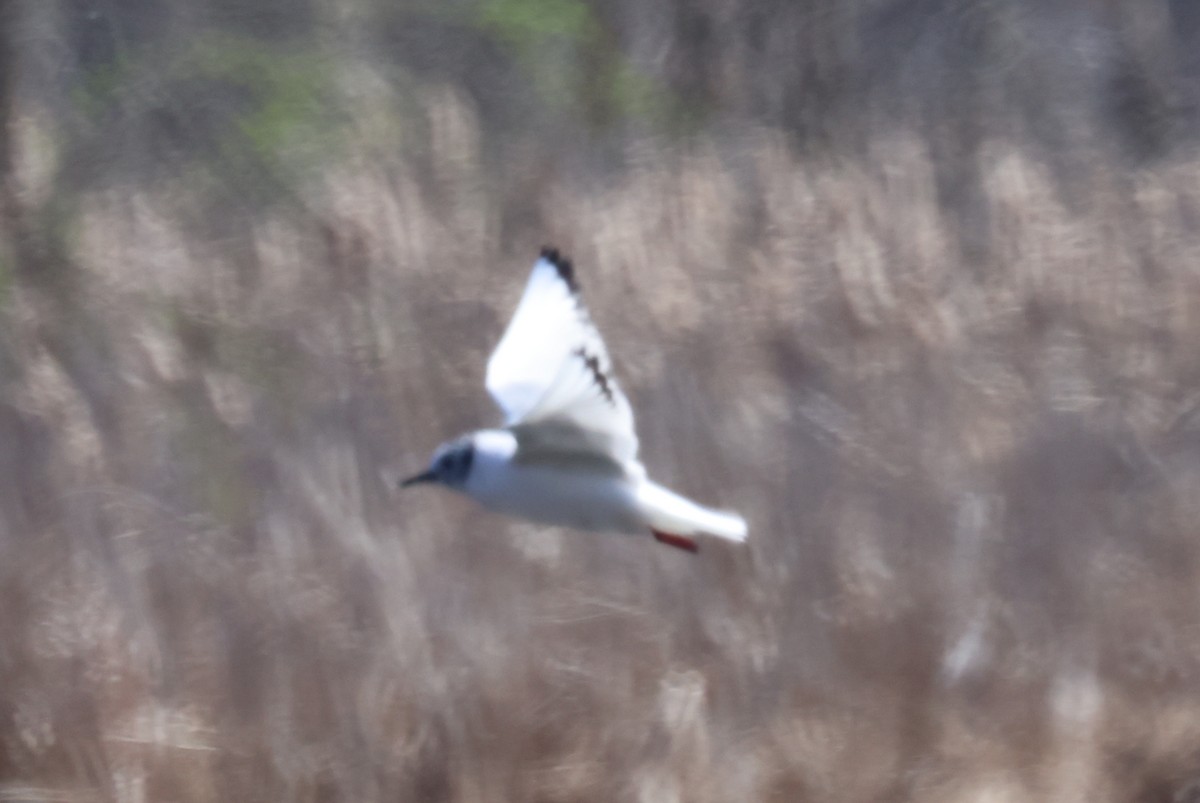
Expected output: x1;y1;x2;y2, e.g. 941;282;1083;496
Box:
652;530;699;553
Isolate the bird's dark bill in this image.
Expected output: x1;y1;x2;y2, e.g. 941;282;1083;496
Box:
400;470;437;488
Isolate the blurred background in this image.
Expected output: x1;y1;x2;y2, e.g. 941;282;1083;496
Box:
2;1;1200;800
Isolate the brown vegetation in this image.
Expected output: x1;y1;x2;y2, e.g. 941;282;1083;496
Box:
2;1;1200;801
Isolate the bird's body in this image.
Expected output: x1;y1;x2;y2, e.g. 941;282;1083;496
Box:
464;428;645;534
402;248;747;552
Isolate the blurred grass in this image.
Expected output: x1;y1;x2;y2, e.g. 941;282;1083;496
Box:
3;1;1200;802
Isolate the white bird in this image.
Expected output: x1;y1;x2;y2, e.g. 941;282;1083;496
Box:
401;247;747;552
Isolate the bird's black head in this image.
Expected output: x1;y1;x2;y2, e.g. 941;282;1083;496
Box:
400;436;475;490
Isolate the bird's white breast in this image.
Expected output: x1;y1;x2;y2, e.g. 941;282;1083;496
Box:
464;429;644;534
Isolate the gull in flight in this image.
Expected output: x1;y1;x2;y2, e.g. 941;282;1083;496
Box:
401;247;748;552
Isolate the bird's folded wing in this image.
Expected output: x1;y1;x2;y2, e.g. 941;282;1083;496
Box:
509;419;630;477
485;248;641;471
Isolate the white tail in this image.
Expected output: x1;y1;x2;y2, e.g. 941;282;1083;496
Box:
635;481;748;543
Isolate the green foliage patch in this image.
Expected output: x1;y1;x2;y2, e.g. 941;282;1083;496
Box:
472;0;686;129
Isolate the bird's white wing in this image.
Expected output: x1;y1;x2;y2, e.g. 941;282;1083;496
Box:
486;248;641;472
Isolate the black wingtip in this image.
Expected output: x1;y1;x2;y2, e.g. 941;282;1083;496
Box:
540;246;578;293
